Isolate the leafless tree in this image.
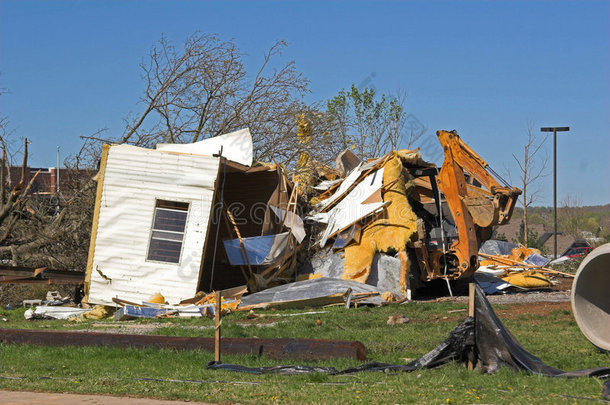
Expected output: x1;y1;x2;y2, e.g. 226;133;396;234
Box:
119;33;311;166
0;133;97;268
511;123;549;246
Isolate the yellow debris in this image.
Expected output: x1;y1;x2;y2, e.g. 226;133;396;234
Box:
296;113;312;146
81;305;109;320
148;292;166;304
481;245;542;266
69;304;110;322
309;196;321;205
510;246;541;262
342;155;419;294
194;291;241;316
297;151;310;168
381;291;400;302
501;270;552;288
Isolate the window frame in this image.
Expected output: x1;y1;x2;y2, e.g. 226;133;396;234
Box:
146;199;190;265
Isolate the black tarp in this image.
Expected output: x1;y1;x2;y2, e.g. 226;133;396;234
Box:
207;285;610;378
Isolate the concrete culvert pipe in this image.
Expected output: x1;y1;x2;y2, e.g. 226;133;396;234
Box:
571;243;610;351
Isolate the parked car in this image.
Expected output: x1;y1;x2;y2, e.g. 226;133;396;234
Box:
562;246;593;259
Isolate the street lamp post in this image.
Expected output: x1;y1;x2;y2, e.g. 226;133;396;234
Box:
540;126;570;259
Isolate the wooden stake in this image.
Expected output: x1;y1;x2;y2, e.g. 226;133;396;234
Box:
221;210;249;281
226;207;254;279
214;290;221;363
468;282;475;371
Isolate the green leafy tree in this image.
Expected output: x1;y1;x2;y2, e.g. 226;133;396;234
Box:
325;85;408;159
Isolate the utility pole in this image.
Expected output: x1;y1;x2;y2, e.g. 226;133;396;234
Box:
540;126;569;259
56;146;60;194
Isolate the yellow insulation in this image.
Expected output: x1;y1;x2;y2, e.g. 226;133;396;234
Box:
510;246;541;262
342;155;419;293
381;291;400;303
501;270;553;288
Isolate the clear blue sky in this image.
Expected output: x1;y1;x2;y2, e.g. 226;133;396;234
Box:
1;0;608;206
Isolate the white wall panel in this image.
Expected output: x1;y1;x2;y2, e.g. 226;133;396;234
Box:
88;145;219;306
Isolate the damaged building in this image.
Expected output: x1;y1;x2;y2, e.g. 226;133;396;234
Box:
301;130;522;298
84;127;522;306
84;129;302;306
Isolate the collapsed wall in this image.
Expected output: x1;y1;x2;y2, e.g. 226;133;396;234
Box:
301;149;435;299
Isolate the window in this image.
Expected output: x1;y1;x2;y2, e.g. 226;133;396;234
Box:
147;200;189;264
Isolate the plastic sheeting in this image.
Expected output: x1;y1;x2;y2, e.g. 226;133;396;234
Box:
479;240;517;256
211;284;610;378
223;232;291;266
473;285;609;377
206;318;474;375
269;205;306;243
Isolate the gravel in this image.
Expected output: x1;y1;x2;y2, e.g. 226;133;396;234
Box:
428;290;571;305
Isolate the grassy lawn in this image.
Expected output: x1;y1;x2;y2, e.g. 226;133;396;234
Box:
1;301;608;404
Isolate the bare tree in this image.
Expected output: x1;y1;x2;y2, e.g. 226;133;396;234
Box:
0;134;97;268
119;33;311;166
511;123;549;246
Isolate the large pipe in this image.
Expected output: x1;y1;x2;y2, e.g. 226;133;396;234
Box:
571;243;610;351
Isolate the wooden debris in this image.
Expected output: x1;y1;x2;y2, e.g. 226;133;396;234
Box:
478;253;574;278
387;314;411;325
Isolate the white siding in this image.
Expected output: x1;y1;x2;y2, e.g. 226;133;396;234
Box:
88;145;219;306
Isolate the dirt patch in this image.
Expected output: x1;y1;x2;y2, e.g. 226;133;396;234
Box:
0;390;212;405
495;301;572;320
0;284;77;308
553;276;574;291
412;295;573;324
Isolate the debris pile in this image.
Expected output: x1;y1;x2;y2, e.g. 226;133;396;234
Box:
475;240;574;293
5;128;581;314
301;130;523;299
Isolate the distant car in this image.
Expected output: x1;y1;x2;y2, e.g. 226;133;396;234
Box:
549;245;594;265
563;246;593;259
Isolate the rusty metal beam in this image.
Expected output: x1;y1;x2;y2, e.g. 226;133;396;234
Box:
0;328;366;361
0;265;85;285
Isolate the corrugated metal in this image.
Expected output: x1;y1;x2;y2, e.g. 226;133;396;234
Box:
88;145;219;306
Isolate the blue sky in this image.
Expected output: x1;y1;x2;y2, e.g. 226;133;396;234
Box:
1;0;608;206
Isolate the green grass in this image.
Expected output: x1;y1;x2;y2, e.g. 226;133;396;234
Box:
1;302;609;404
